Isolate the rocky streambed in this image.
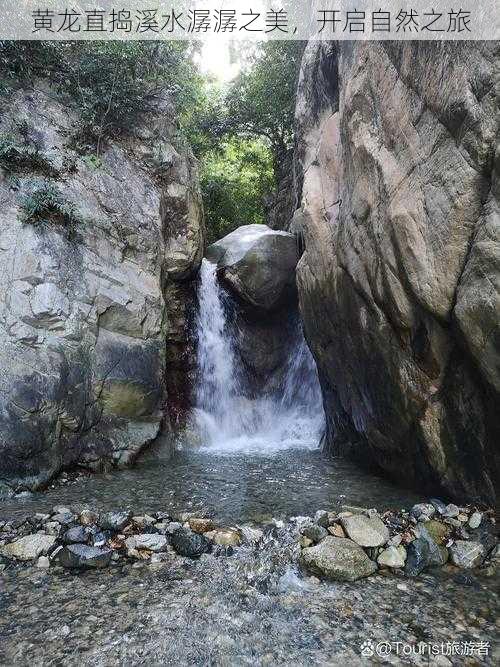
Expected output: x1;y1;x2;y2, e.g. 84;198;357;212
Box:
0;498;498;664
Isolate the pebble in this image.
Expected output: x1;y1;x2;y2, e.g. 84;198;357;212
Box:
443;504;459;518
468;512;482;529
36;556;50;569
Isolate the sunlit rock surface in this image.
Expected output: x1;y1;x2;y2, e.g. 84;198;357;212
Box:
0;84;205;493
294;42;499;504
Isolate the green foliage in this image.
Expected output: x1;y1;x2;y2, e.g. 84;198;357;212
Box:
225;41;303;164
0;131;57;175
0;41;202;151
20;180;82;228
200;137;274;243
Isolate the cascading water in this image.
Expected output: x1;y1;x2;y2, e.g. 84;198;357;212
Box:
193;258;324;452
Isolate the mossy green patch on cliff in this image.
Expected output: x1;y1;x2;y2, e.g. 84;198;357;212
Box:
19;180;83;229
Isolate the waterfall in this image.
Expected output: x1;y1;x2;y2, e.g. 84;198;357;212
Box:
192;258;324;452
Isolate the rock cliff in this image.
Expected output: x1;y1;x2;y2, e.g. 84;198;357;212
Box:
0;82;204;495
294;42;499;504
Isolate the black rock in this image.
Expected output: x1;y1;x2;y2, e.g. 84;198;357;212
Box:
99;511;131;532
469;521;497;556
57;544;112;569
170;528;211;558
430;498;447;514
405;538;431;576
63;526;90;544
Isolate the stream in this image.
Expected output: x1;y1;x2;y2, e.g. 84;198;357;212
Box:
0;257;498;665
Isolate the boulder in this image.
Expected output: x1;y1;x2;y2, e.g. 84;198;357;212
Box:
170;528;211;558
300;536;377;581
208;224;298;312
57;544;112;569
340;515;389;547
0;534;56;561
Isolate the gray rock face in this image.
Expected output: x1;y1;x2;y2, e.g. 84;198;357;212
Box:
294;41;499;504
300;536;377;581
57;544;112;569
209;224;298;312
0;534;56;560
340;514;389;547
0;85;205;494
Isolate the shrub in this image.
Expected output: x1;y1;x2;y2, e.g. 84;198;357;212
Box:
0;132;57;175
20;181;82;228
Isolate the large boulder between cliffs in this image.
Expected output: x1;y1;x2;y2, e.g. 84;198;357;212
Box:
208;224;298;312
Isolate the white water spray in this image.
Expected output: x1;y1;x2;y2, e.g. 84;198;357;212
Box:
192;258;324;452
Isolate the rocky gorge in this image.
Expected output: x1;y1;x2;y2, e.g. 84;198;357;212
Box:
0;38;498;666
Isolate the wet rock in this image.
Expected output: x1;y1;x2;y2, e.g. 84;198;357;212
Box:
99;511;132;532
240;526;264;544
209;224;298;311
207;528;241;547
170;528;211;558
468;512;482;529
327;524;345;538
188;517;215;534
340;515;389;547
44;521;62;536
125;534;167;552
421;520;450;546
410;503;436;521
300;536;377;582
57;544;112;569
314;510;330;527
63;526;90;544
51;512;76;526
449;541;485;569
301;524;329;543
405;538;431;576
417;526;449;566
79;510;99;526
377;546;407;568
299;536;314;548
443;504;460;518
52;505;71;515
165;522;183;535
430;499;447;514
0;534;57;561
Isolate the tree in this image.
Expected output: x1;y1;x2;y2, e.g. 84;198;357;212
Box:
224;41;304;173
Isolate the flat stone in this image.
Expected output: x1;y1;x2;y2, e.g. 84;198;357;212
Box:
57;544;112;569
377;546;407;568
125;534;167;552
340;514;389;547
300;536;377;582
449;541;485;568
0;534;56;561
99;511;132;532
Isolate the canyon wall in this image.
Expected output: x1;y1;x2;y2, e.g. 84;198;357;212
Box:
294;42;499;504
0;83;204;495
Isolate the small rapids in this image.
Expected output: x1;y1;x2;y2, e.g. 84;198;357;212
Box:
192;258;324;453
